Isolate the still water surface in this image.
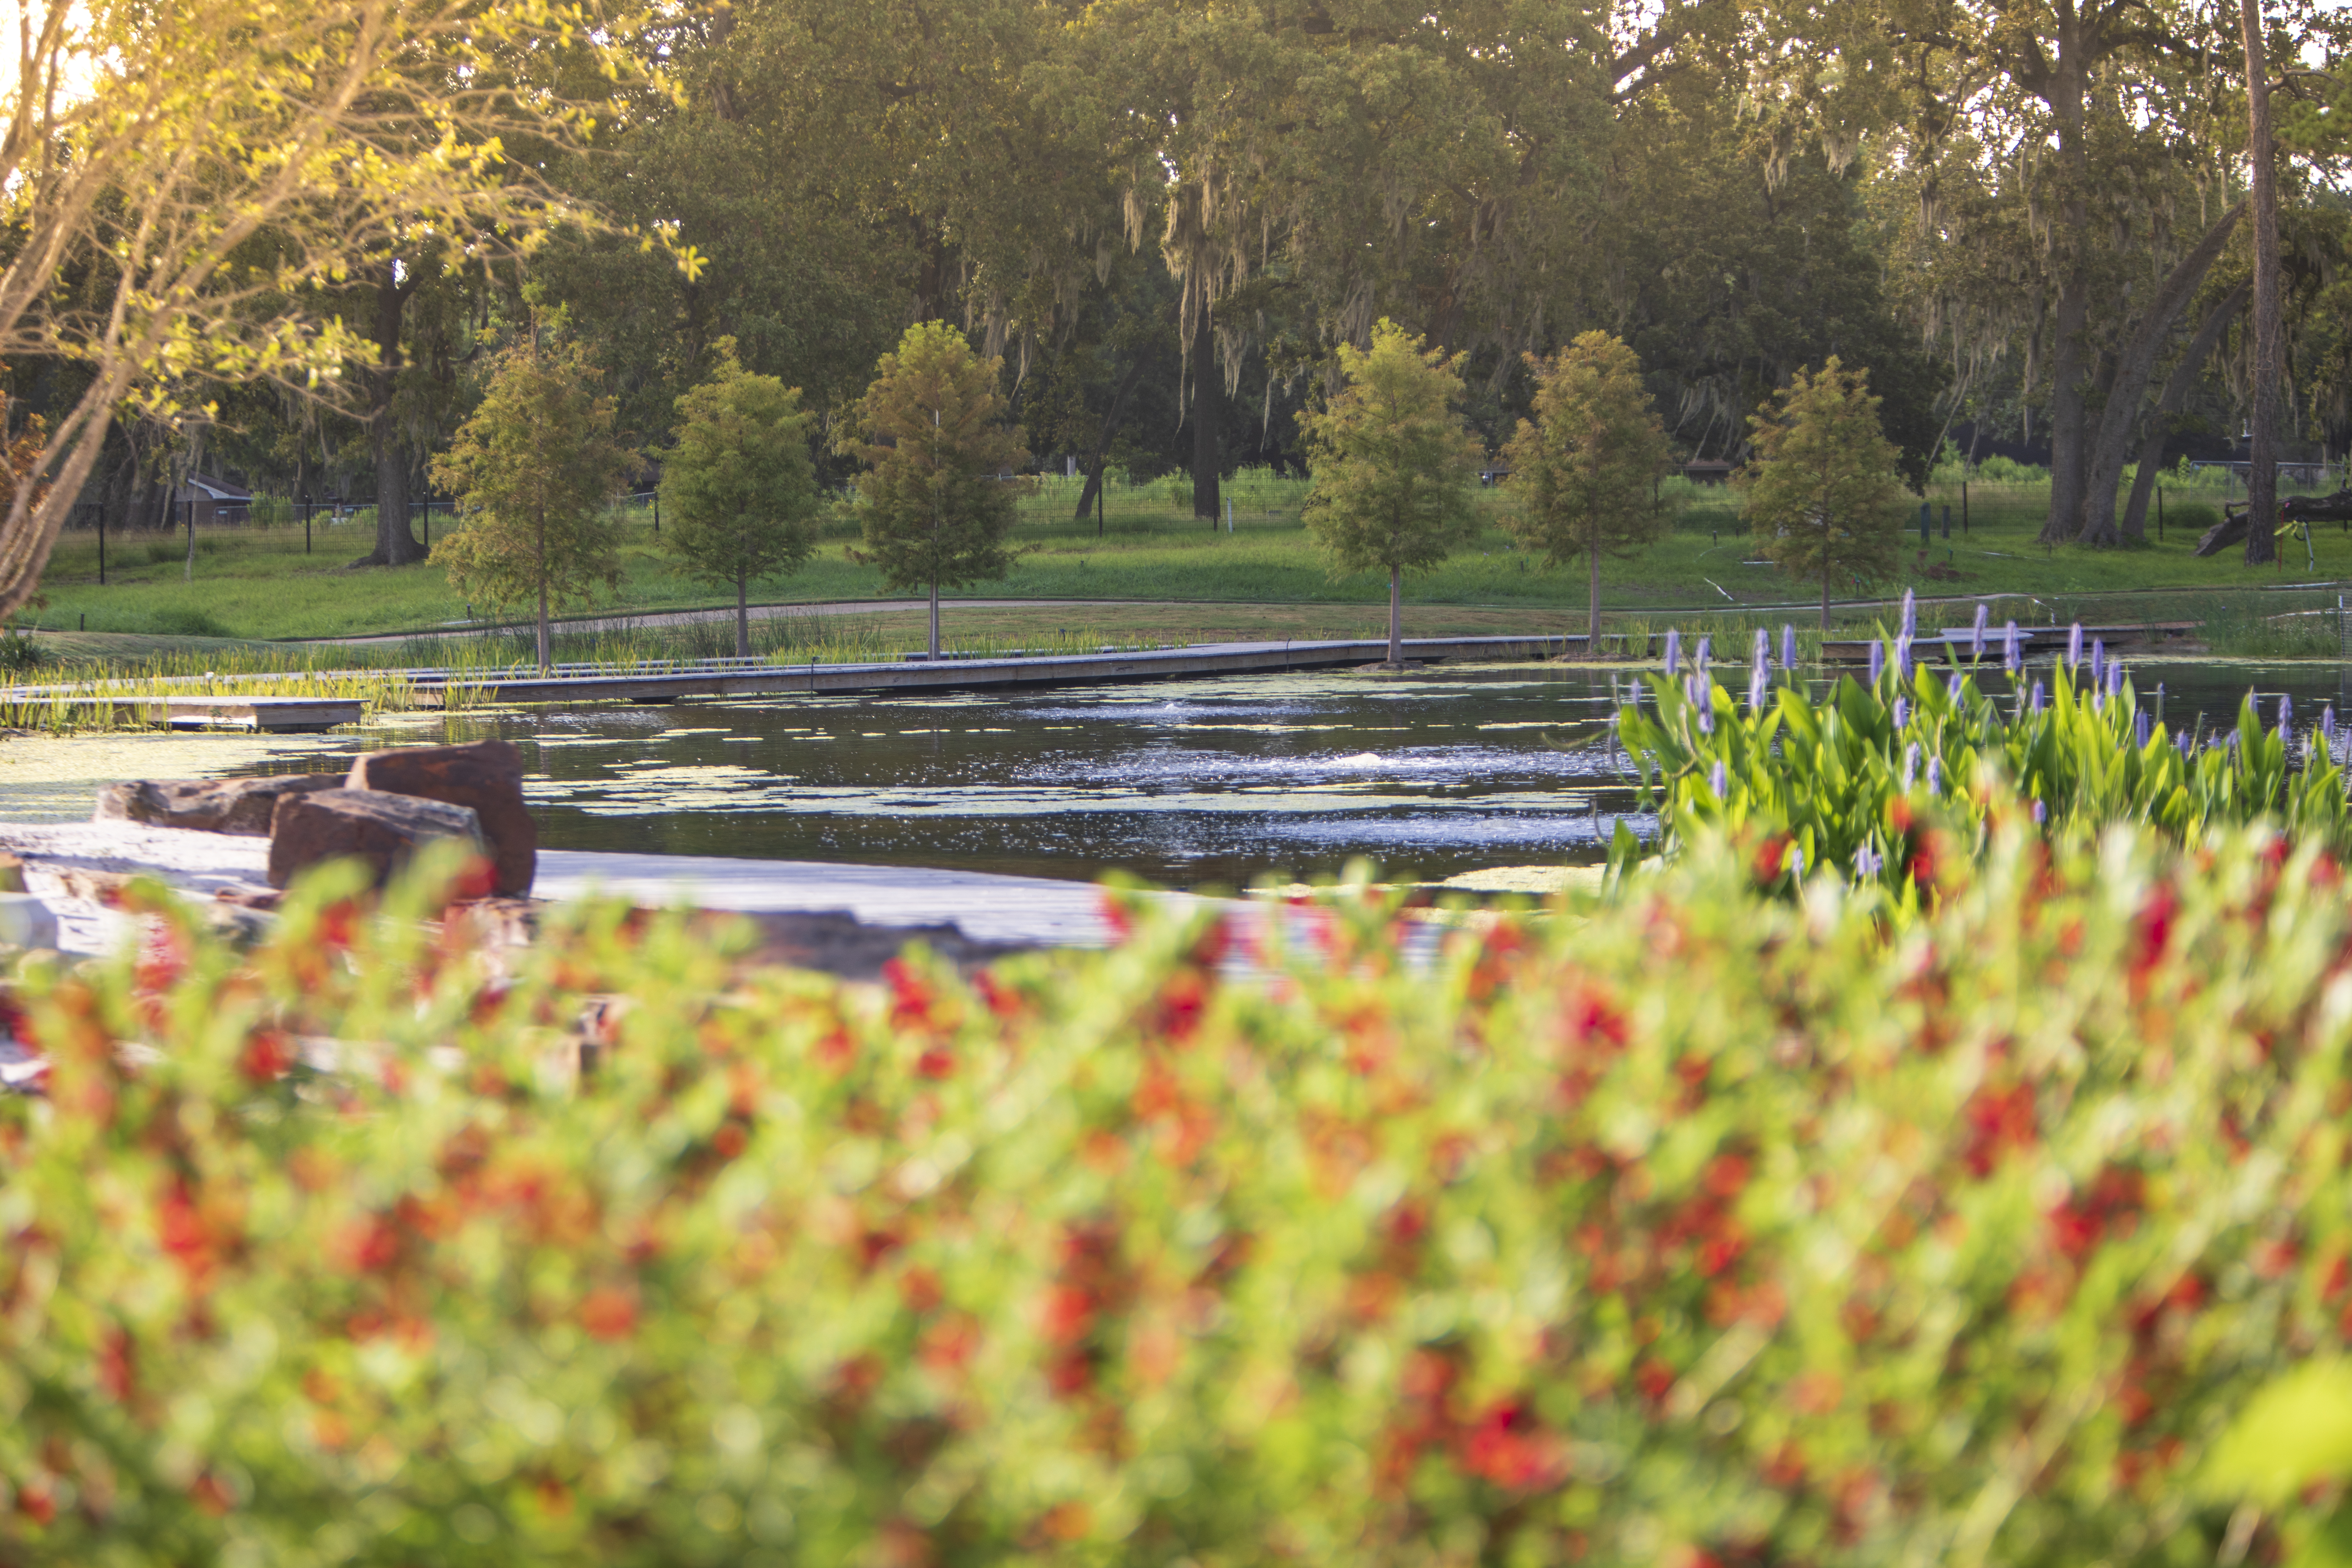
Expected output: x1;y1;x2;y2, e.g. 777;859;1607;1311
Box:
8;657;2347;890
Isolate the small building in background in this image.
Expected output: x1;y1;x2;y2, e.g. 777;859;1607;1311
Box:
1681;459;1734;485
171;473;254;524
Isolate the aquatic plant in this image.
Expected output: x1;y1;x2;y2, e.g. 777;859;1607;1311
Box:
1614;620;2352;896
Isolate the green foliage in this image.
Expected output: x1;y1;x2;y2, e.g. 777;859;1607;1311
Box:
14;822;2352;1563
1502;331;1672;639
1299;320;1483;657
431;330;634;669
1300;320;1483;582
2162;500;2222;537
1616;624;2352;901
0;632;48;673
658;341;821;657
2209;1359;2352;1564
837;323;1027;653
248;495;295;530
1738;359;1907;626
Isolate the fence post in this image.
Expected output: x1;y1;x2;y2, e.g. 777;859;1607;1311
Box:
652;492;659;534
304;498;312;555
2157;487;2164;541
1961;480;1968;534
184;498;194;583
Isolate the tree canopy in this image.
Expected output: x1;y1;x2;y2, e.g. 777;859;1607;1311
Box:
1504;333;1674;647
659;342;822;658
1299;320;1483;665
837;322;1028;658
430;325;633;670
1739;359;1908;630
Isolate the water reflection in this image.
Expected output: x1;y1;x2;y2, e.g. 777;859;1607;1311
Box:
8;656;2345;891
502;668;1644;888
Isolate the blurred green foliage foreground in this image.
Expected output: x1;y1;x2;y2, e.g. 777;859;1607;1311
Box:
5;812;2352;1565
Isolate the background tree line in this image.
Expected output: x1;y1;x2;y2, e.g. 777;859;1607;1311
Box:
8;0;2352;602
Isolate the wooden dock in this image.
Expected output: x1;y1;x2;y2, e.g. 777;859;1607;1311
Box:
124;696;367;732
407;634;1583;707
1818;622;2199;666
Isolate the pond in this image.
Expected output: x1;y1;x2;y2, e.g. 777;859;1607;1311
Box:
0;656;2344;891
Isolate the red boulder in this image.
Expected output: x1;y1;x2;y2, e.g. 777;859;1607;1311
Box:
347;739;536;896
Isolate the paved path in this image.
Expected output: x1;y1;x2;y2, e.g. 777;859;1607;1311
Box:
0;821;1148;955
322;599;1158;646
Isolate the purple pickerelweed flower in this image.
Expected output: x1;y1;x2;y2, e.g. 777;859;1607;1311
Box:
1694;635;1712;679
2177;730;2194;758
1854;844;1883;877
1709;760;1727;798
1868;641;1886;685
2106;659;2124;700
1789;846;1805;879
1948;672;1965;702
1782;624;1797;672
1684;673;1699;707
2003;620;2021;673
1893;696;1910;729
2135;710;2151;748
1664;628;1681;677
2030;680;2046;716
2280;692;2295;733
1753;627;1770;669
2089;639;2106;689
1971;603;1989;658
1901;588;1918;640
1748;657;1769;712
1926;755;1944;794
1896;635;1914;683
2067;621;2084;671
2325;703;2338;742
1902;741;1920;789
2032;799;2047;826
1697;697;1714;735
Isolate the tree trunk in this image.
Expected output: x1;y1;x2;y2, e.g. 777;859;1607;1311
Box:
535;505;550;673
354;265;426;567
2039;30;2092;546
2120;281;2250;541
2076;201;2246;543
2243;0;2282;567
1821;551;1831;632
736;568;750;659
1190;309;1221;523
1388;565;1402;666
1588;545;1603;654
928;573;941;659
1074;356;1148;523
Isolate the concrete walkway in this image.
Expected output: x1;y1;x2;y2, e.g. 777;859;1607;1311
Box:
0;820;1139;956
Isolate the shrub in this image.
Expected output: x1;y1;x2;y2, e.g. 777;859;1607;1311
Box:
5;828;2352;1565
2161;500;2222;539
249;494;295;529
0;632;48;672
144;605;234;638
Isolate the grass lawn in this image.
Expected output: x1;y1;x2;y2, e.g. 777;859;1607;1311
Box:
21;473;2352;649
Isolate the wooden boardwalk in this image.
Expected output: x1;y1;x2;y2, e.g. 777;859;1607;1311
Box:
1818;622;2199;666
407;633;1583;707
